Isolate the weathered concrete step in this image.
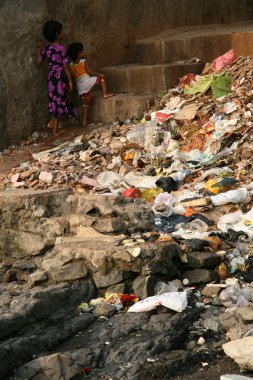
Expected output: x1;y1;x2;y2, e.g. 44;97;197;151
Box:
102;62;204;94
135;21;253;64
89;93;155;122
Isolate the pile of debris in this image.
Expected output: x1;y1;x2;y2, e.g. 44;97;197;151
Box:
2;51;253;378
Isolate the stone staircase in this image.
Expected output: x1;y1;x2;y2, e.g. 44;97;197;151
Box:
90;20;253;123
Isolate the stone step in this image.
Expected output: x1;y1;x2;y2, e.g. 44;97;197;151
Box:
42;236;181;286
102;62;204;94
135;21;253;64
89;93;155;122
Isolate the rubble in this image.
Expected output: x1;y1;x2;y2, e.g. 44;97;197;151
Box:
3;52;253;378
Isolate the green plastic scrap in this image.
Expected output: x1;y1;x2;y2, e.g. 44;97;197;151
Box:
185;73;231;98
211;74;232;98
78;302;90;311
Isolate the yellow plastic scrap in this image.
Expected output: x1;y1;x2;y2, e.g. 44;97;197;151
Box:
141;188;163;203
123;150;136;161
205;179;222;194
78;302;90;311
205;177;238;194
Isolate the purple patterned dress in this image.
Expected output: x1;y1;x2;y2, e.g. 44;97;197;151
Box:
38;44;77;118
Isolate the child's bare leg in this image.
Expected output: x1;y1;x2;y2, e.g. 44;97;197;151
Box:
82;103;89;128
53;117;60;137
101;78;114;98
47;118;54;129
81;94;91;128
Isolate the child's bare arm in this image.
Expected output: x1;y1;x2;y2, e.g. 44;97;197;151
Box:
85;61;105;78
63;64;73;91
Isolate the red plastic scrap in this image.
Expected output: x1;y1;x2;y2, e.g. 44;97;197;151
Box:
122;187;142;199
212;49;237;72
155;111;172;123
120;294;138;304
179;74;196;86
81;367;91;375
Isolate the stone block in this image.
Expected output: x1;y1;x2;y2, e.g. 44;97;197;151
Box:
93;268;129;288
132;275;160;299
90;93;155;123
28;270;48;287
223;337;253;370
93;302;116;317
183;269;218;285
236;306;253;322
15;353;79;380
46;261;88;283
232;31;253;56
102;62;204;94
186;251;221;269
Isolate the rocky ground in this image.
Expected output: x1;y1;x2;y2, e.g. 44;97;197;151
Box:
0;187;251;379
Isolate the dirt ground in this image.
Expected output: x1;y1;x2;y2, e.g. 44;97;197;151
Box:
174;356;252;380
0;122;90;175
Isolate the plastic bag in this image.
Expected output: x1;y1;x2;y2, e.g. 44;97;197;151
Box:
211;188;251;206
97;171;125;187
211;74;232;98
128;292;187;313
186;149;217;166
185;73;231;98
141;188;163;203
160;292;187;312
122;187;141;199
188;219;209;233
127;295;161;312
170;170;191;182
220;283;250;309
155;176;178;192
212;49;237;72
126;121;157;148
155;111;172;123
217;210;243;232
243;208;253;226
205;177;239;195
154;192;175;207
125;174;161;189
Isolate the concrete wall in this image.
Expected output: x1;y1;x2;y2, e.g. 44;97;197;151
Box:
48;0;253;67
0;0;49;148
0;0;253;149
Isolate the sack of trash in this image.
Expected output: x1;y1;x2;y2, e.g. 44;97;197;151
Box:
127;292;187;313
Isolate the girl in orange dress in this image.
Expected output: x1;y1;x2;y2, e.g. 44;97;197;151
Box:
67;42;113;127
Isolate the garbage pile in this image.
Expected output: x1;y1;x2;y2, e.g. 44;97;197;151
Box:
2;51;253;372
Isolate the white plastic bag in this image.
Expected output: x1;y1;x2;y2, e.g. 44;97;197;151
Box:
97;171;125;187
124;174;161;189
160;292;187;312
154;192;175;206
127;295;161;312
128;292;187;313
217;210;243;232
126;121;157;148
211;188;251;206
220;283;250;309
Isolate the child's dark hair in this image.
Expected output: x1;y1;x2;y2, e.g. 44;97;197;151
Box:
43;20;62;43
67;42;84;61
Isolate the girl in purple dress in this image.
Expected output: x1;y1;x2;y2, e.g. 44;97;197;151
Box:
37;20;77;137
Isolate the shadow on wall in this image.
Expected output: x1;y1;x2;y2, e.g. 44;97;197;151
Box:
0;69;7;151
